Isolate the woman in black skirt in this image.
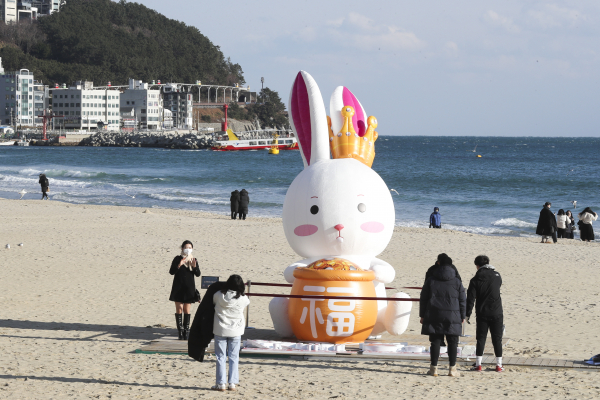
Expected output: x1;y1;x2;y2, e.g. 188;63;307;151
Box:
578;207;598;242
169;240;201;340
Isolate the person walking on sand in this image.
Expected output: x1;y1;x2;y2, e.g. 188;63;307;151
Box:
230;190;240;220
556;209;571;239
169;240;201;340
212;274;250;392
420;253;466;377
536;202;557;243
38;173;49;200
578;207;598;242
429;207;441;229
565;210;576;239
238;189;249;220
466;255;504;372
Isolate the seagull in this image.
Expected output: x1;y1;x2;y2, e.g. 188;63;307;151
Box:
571;200;577;209
18;189;27;200
390;189;399;195
125;193;136;199
472;145;477;152
566;168;577;176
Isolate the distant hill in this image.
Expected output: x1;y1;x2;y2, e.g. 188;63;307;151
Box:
0;0;244;87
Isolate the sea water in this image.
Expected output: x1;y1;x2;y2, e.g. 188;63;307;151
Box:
0;136;598;238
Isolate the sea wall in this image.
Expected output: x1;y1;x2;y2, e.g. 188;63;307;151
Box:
78;131;215;149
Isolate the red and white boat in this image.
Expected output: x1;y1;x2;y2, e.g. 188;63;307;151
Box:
211;129;298;151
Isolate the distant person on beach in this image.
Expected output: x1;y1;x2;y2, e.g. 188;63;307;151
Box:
466;255;504;372
578;207;598;242
429;207;441;229
230;190;240;220
169;240;201;340
565;210;576;239
556;209;571;239
420;253;466;377
238;189;249;220
212;274;250;392
536;202;557;243
38;173;49;200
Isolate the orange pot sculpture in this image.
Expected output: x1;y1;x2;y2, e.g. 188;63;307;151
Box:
289;258;377;344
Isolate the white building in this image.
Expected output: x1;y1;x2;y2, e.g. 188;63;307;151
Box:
50;81;121;131
120;79;163;130
163;108;173;129
162;83;193;129
0;61;36;127
1;0;59;22
1;0;17;23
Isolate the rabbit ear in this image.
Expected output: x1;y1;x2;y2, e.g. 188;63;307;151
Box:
289;71;330;168
330;86;368;138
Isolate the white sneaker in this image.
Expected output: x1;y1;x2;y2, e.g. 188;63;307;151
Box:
211;384;226;391
228;383;236;391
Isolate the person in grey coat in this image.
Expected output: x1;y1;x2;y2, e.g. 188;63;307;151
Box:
420;253;466;377
238;189;249;220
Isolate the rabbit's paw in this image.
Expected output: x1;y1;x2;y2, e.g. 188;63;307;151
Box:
384;292;412;335
370;263;395;284
283;262;307;283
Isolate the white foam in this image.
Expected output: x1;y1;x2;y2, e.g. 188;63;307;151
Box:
149;193;229;205
492;218;536;229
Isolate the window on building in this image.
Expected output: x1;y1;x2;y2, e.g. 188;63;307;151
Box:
76;103;80;107
71;103;74;107
141;109;146;114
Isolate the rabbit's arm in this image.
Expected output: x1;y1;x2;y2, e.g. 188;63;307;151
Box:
283;260;310;283
369;258;396;284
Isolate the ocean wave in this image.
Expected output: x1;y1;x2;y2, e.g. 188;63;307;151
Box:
395;220;513;235
18;168;103;178
0;174;93;188
491;218;536;229
149;193;229;205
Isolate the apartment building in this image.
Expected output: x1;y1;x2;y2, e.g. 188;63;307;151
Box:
162;84;193;129
1;0;17;23
120;79;162;130
33;81;49;127
1;0;59;22
50;81;121;131
0;61;36;127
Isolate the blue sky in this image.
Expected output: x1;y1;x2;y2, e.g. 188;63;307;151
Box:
138;0;599;136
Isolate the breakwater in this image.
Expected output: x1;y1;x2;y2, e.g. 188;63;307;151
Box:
79;131;215;149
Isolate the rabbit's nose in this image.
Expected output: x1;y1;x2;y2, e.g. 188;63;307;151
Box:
334;224;344;232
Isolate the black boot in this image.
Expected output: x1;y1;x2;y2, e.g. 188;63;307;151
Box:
183;313;191;340
175;313;183;340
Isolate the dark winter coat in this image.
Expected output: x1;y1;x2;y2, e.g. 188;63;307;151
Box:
466;266;503;319
238;189;249;213
536;206;556;236
230;190;240;212
425;263;462;283
420;264;466;336
188;281;228;362
169;256;201;303
39;175;49;192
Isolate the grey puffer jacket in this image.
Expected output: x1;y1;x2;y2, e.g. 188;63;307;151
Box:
420;264;466;336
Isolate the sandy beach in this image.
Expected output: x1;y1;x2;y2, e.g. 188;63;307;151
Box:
1;198;599;399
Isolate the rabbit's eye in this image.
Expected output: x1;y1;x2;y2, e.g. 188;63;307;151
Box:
310;205;319;215
358;203;366;213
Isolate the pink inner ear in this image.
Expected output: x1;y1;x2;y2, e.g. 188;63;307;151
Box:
342;87;366;137
291;73;312;165
360;221;384;233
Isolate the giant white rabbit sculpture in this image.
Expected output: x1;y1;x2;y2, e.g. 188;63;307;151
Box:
269;71;412;338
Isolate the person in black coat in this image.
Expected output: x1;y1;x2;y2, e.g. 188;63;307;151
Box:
238;189;249;220
466;255;504;372
420;253;466;377
230;190;240;220
424;253;462;283
188;281;228;362
169;240;201;340
39;173;49;200
536;202;557;243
